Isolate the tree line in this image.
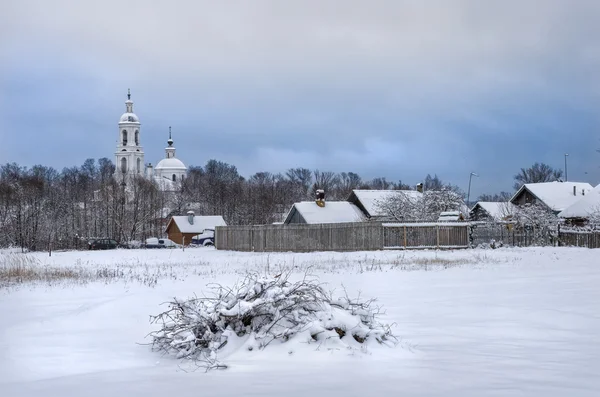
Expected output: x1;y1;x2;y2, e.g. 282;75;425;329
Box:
0;157;565;252
0;158;457;251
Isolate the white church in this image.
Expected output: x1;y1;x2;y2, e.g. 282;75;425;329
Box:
113;90;187;190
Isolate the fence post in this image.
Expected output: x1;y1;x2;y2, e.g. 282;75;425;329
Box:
404;225;407;248
436;225;440;249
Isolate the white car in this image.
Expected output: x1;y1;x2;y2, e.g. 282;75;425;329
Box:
145;237;179;249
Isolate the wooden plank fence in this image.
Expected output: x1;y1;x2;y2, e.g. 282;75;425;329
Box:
382;223;469;249
559;230;600;249
470;222;600;249
215;222;470;252
469;222;555;247
215;222;383;252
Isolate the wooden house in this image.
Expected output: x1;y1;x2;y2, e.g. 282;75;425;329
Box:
283;201;365;225
510;182;593;214
470;202;515;222
558;184;600;225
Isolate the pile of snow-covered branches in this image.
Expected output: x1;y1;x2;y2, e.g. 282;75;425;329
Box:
148;271;397;369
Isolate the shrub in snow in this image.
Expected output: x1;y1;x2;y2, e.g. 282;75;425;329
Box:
375;187;466;222
513;202;559;245
148;271;397;369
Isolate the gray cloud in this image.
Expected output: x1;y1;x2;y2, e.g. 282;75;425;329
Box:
2;0;600;195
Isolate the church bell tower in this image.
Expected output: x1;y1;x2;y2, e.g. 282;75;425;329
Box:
114;89;145;182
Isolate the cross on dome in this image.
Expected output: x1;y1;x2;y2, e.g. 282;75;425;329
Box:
120;88;139;123
125;89;134;113
168;126;173;147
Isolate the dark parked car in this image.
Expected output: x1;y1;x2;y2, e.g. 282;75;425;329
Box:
88;239;118;250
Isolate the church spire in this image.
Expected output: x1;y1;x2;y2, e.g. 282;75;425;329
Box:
166;126;176;159
125;89;133;113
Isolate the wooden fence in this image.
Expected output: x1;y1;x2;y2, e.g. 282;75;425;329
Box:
215;222;383;252
215;222;469;252
558;230;600;249
382;223;469;249
469;222;556;247
470;222;600;249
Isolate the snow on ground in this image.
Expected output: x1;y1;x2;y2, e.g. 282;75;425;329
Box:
1;247;599;396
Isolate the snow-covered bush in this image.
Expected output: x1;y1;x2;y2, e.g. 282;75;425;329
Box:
148;271;397;369
375;187;466;222
513;202;558;245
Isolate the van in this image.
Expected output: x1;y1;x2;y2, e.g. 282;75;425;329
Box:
145;237;179;249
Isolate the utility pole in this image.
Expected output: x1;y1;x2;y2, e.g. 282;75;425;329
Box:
467;172;479;209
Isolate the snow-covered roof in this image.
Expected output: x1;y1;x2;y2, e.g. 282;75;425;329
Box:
119;112;140;123
511;182;594;212
166;215;227;234
558;184;600;219
152;175;178;191
284;201;366;224
472;202;515;220
438;211;464;222
155;157;186;170
349;190;422;217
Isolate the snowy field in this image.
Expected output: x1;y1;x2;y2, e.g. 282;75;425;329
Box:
1;247;599;396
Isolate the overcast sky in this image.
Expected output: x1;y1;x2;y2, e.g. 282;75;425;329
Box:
1;0;600;197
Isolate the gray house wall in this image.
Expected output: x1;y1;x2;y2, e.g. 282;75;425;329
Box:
284;207;307;225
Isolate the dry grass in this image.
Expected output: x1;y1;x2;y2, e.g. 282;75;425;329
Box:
0;253;217;290
0;254;82;286
0;249;503;290
352;252;499;272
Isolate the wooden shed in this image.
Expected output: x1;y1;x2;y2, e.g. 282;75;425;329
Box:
164;211;226;245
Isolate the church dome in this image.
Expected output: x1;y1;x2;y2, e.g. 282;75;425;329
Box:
119;112;140;123
155;157;186;170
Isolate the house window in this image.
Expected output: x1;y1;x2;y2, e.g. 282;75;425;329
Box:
135;130;139;145
122;130;128;146
120;158;127;174
172;174;176;181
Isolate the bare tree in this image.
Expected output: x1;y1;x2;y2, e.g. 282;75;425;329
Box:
312;170;339;196
514;162;563;190
424;174;444;191
369;177;392;191
477;192;513;202
337;172;363;199
285;168;312;201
